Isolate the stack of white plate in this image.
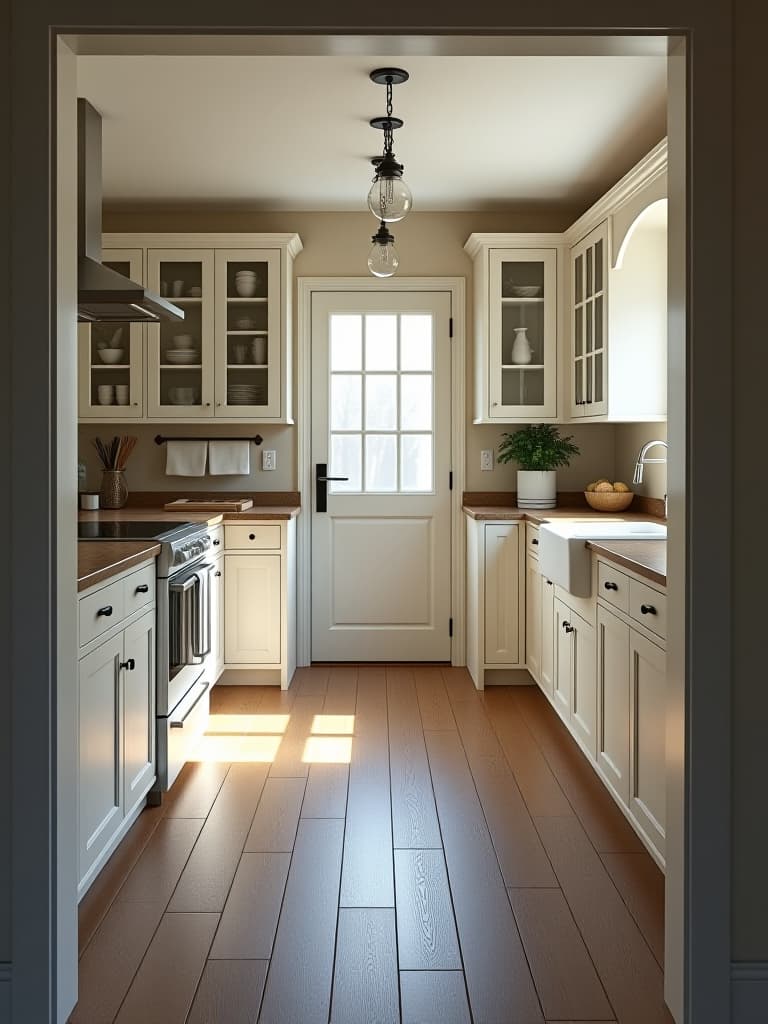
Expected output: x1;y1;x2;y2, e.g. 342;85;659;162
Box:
234;269;260;298
227;383;267;405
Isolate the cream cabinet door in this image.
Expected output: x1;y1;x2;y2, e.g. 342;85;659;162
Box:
570;609;597;759
122;610;156;818
597;605;631;804
78;634;123;884
484;524;521;665
630;629;666;855
553;598;572;719
525;553;541;683
224;554;281;665
570;222;608;417
208;557;225;681
540;576;555;698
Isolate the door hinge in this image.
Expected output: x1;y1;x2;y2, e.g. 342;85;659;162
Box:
449;317;454;338
449;617;453;637
449;471;453;490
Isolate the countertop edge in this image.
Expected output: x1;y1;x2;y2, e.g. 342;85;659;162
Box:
78;541;161;593
586;540;667;587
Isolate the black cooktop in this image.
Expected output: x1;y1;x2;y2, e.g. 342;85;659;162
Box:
78;520;189;541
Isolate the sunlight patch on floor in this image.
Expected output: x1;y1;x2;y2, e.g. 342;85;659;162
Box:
302;736;353;764
310;714;355;735
206;713;290;735
194;733;283;763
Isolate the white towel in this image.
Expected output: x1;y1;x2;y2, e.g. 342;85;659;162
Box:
165;440;208;477
208;440;251;476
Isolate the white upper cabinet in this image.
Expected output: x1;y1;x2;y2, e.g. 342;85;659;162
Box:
465;235;561;422
566;140;667;421
79;233;302;424
78;249;145;419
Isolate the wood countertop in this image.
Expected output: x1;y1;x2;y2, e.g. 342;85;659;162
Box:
463;505;667;586
78;505;300;526
78;541;161;593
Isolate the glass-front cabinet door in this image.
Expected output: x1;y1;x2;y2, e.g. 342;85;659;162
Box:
146;249;215;418
78;249;145;419
488;248;557;419
571;222;608;417
214;249;280;418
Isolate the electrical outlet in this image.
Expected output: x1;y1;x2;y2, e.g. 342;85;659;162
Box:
262;449;277;471
481;449;494;471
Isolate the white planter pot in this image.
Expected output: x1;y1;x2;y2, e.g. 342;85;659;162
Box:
517;470;557;509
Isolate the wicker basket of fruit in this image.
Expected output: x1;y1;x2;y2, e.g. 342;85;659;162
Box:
584;479;634;511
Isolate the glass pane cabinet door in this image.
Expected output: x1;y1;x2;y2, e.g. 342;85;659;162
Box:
571;222;608;416
488;248;557;418
214;249;280;418
78;249;145;419
146;250;215;418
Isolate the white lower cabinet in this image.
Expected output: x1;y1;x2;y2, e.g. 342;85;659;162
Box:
540;575;556;698
553;598;596;757
596;605;631;804
225;553;281;664
207;554;225;683
629;629;666;856
78;570;156;896
525;553;542;684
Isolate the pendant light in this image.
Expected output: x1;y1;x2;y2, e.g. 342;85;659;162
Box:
367;68;412;224
368;221;399;278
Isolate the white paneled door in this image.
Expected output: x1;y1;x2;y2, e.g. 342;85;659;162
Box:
311;291;452;661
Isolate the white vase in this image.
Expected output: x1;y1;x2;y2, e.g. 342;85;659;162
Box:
510;327;533;364
517;470;557;509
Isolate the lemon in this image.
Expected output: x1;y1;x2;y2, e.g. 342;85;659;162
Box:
613;481;631;492
595;481;614;493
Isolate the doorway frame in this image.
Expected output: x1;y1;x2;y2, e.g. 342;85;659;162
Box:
296;277;466;668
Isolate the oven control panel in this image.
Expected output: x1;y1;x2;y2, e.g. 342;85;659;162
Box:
171;534;212;567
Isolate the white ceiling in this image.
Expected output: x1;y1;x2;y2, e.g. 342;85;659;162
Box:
77;53;666;212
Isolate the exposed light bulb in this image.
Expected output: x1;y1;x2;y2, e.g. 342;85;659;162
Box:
367;174;413;223
368;222;399;278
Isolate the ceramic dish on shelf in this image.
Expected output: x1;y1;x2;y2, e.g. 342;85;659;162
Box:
168;387;197;405
171;334;194;348
165;350;198;364
508;284;542;298
187;286;202;297
98;348;125;364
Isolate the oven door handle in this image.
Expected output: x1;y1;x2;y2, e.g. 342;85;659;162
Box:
170;680;210;728
190;566;212;659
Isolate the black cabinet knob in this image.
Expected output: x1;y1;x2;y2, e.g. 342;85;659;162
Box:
531;538;539;546
640;604;657;615
97;605;113;617
604;581;618;591
212;539;220;546
119;658;135;671
546;579;553;586
249;533;256;540
563;621;574;633
215;570;222;577
135;584;150;594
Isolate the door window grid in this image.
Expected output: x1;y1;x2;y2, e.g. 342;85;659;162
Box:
328;313;435;494
573;240;605;407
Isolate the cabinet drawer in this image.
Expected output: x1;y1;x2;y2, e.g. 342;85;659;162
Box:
79;579;125;648
598;561;630;614
208;524;224;554
629;579;667;639
123;563;156;618
526;523;540;557
225;523;281;550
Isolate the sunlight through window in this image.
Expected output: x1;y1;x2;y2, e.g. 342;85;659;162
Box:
206;713;290;735
194;734;283;763
302;736;353;764
310;714;355;735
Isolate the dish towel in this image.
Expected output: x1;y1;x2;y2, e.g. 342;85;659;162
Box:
208;440;251;476
165;440;208;477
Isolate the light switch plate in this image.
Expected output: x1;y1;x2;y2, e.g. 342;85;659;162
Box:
481;449;494;471
262;449;277;471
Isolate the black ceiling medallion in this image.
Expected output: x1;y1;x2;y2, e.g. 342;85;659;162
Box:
367;67;413;241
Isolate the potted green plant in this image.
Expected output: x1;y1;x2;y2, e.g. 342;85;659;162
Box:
498;424;580;509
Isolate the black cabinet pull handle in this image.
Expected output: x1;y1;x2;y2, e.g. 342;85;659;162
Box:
640;604;657;615
604;581;618;591
135;584;150;594
119;658;135;671
97;605;113;617
546;579;553;586
531;538;539;546
215;570;222;577
563;620;574;633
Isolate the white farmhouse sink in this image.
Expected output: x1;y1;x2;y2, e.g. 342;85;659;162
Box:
538;520;667;596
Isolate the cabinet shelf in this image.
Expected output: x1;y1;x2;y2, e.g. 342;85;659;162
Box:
501;364;545;370
159;364;202;370
168;296;203;303
90;364;131;370
226;364;268;370
501;296;545;304
226;330;268;336
227;296;268;304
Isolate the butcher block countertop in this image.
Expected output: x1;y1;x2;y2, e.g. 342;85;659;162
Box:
463;505;667;586
78;541;161;593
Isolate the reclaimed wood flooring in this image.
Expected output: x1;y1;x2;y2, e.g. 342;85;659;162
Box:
72;668;671;1024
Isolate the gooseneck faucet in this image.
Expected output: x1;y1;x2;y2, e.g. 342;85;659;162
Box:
633;439;668;518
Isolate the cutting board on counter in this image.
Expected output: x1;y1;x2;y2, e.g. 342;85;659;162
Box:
164;497;254;512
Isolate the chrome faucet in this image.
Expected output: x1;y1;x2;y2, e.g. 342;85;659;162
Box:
633;440;668;518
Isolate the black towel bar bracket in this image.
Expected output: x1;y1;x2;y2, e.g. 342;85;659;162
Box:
154;434;263;446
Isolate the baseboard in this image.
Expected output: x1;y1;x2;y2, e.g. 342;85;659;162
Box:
0;963;11;1024
732;962;768;1022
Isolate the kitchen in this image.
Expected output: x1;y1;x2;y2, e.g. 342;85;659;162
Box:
67;48;679;1024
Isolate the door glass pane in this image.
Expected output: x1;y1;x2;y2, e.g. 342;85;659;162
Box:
158;259;203;408
331;375;362;430
594;352;604;403
330;434;361;492
400;315;433;370
586;302;593;354
574;254;583;304
594;295;603;352
575;359;583;406
501;260;545;300
400;375;432;430
595;239;604;293
365;375;397;430
365;435;397;491
365;314;397;370
586;248;593;298
401;434;433;492
574;306;583;357
586;354;594;403
331;315;362;371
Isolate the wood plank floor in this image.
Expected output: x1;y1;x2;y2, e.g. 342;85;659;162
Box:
72;668;670;1024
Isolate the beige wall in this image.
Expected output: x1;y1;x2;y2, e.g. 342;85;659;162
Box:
615;422;668;500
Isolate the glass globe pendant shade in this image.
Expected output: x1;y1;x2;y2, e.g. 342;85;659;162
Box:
367;173;413;223
368;222;399;278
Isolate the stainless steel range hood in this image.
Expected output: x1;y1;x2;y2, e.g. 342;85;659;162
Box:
78;99;184;323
